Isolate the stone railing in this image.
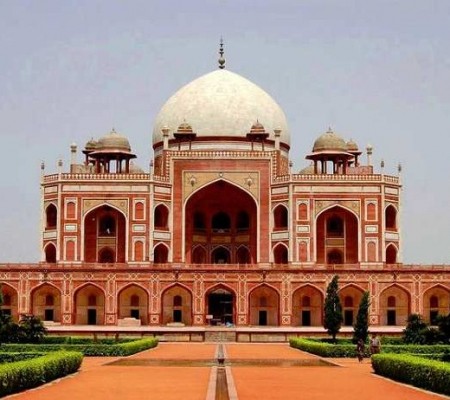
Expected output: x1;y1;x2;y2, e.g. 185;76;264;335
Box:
43;173;151;183
280;173;400;184
0;262;448;271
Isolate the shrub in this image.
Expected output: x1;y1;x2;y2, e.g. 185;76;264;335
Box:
42;336;136;345
289;338;370;358
0;351;83;397
290;337;450;358
0;352;42;364
381;344;450;355
403;314;428;344
372;353;450;396
0;337;158;356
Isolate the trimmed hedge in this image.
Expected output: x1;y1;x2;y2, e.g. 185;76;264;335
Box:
0;351;83;397
0;352;42;364
381;344;450;354
0;338;158;356
42;336;137;345
290;338;450;358
372;353;450;396
289;338;370;357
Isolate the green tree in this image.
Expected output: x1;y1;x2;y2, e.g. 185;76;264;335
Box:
352;291;370;343
19;315;47;343
437;313;450;343
403;313;428;344
323;275;343;342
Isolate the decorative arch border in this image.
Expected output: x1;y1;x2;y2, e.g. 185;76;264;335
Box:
423;283;450;295
117;282;150;298
291;283;325;298
30;282;62;296
248;282;281;300
73;282;107;297
204;282;237;297
161;282;194;297
0;282;19;293
379;282;411;296
339;283;366;294
184;177;259;206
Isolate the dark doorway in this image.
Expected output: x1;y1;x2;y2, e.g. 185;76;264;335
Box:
430;310;439;325
387;310;396;326
173;309;182;323
344;310;353;326
44;309;54;321
130;309;140;319
208;290;233;324
87;309;97;325
258;310;268;326
212;247;230;264
301;310;311;326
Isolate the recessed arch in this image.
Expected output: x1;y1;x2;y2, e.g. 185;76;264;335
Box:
386;243;398;264
161;284;193;325
273;242;288;264
379;284;410;326
292;284;324;326
73;283;106;325
31;283;62;322
211;245;231;264
192;245;207;264
44;242;57;263
83;204;127;263
236;245;251;264
248;284;280;326
385;204;397;231
0;283;19;322
423;285;450;324
185;179;258;264
205;283;236;325
273;204;288;230
117;284;149;324
154;204;169;230
339;284;365;326
154;242;169;263
316;205;359;264
45;203;57;229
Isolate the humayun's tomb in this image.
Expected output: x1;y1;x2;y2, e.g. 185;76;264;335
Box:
1;45;449;336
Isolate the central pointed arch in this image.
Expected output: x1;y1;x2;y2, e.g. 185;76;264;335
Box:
83;204;127;263
315;205;359;264
184;180;258;264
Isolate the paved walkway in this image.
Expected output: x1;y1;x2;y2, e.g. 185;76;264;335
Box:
7;343;447;400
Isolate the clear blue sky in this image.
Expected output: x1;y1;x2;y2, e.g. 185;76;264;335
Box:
0;0;449;263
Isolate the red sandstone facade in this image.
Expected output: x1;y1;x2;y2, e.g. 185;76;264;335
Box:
1;65;449;328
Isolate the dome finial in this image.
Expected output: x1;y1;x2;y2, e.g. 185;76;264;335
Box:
218;37;225;69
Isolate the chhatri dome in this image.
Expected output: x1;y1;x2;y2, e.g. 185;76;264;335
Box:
152;43;289;147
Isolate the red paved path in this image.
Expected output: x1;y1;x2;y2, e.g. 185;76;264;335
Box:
6;343;447;400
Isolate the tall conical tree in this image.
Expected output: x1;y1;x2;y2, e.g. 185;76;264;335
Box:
353;291;370;343
323;275;343;342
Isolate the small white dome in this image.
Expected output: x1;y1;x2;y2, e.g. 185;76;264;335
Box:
152;69;290;146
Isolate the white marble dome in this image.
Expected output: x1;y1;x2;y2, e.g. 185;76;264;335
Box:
152;69;290;145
